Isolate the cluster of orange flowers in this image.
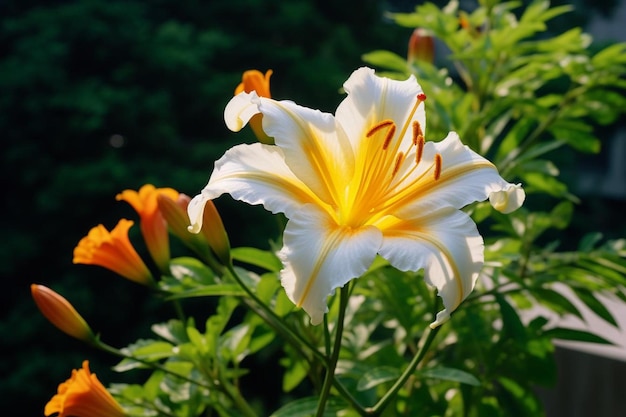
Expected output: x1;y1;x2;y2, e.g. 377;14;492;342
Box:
31;70;274;417
32;185;230;416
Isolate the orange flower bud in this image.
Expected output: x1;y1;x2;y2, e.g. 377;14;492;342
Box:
31;284;95;343
45;360;126;417
235;69;274;144
73;219;154;286
408;28;435;65
157;193;212;260
200;200;231;266
116;184;180;273
235;69;273;97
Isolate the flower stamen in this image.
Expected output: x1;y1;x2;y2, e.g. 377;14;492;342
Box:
392;152;405;177
434;153;442;180
366;120;395;142
415;126;425;164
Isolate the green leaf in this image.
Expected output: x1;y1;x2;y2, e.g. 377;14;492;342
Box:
496;118;535;163
165;284;247;300
168;257;216;284
270;397;345;417
255;272;281;303
572;288;618;327
151;319;190;345
280;355;309;392
356;366;400;391
532;288;583;320
114;340;175;371
496;295;527;343
550;201;573;229
517;159;559;177
361;50;409;74
231;247;282;272
592;43;626;67
542;327;613;344
548;121;600;153
417;366;480;386
578;232;603;251
519;172;579;202
497;376;543;416
220;323;253;363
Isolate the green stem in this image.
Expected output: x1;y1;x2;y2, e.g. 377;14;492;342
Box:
366;325;441;416
224;263;324;362
95;341;213;391
315;285;350;417
218;372;258;417
97;341;257;417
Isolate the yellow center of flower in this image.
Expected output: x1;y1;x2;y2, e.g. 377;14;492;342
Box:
335;94;442;228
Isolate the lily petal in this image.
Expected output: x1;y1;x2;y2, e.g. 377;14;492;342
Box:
336;67;426;152
279;204;382;324
377;208;483;328
188;143;319;233
390;132;520;218
225;92;354;208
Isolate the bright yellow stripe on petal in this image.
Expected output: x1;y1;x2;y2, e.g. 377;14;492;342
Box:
271;101;345;209
376;160;496;216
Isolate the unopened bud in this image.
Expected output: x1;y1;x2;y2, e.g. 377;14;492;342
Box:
408;28;435;65
31;284;95;343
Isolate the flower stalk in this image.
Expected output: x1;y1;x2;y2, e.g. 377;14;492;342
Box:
315;285;351;417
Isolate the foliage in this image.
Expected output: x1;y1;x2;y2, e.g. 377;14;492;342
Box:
15;0;626;416
0;0;404;414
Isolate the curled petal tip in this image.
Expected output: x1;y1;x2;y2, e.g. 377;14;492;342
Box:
309;313;324;326
489;183;525;214
429;309;451;329
187;223;201;234
187;194;207;235
224;91;262;132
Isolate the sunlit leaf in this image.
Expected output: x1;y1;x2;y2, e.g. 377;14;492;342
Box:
165;284;247;300
231;247;282;272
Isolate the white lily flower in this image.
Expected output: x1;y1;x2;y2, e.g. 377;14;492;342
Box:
189;67;524;328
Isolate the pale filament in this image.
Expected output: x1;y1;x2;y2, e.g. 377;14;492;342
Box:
355;93;444;223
